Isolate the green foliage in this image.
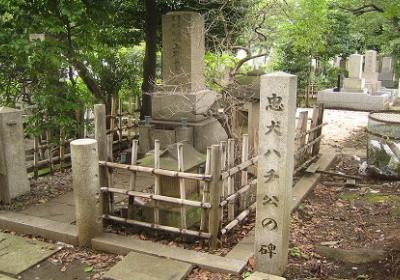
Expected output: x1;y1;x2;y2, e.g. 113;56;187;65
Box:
204;52;237;91
289;246;302;258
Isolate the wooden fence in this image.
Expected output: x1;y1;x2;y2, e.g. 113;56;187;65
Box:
25;130;74;177
95;104;324;250
294;105;325;174
25;97;139;177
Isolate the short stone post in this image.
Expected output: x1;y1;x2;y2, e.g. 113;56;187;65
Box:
208;144;222;250
0;107;30;203
255;72;297;275
71;139;103;247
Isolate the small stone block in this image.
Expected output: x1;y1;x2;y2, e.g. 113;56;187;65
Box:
103;252;193;280
247;271;286;280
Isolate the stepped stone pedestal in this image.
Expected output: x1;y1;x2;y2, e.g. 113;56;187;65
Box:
139;11;227;154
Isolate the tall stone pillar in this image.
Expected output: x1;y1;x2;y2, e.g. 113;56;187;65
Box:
0;107;29;203
254;72;296;275
162;11;205;92
363;50;381;94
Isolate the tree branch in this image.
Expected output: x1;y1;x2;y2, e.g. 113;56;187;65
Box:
230;52;269;77
339;4;384;16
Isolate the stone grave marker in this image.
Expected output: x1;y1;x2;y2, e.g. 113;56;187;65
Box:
379;56;396;88
363;50;381;94
343;54;365;92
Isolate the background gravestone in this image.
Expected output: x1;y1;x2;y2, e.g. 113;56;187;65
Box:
342;54;365;93
0;107;30;203
379;56;396;88
363;50;381;94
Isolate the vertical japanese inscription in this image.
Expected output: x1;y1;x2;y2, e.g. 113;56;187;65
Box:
255;72;297;275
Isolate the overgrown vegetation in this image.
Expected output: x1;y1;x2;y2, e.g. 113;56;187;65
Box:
0;0;399;137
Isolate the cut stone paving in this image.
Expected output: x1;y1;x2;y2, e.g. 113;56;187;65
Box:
247;271;286;280
20;200;75;224
0;274;16;280
103;251;192;280
0;232;59;276
19;171;153;224
19;259;91;280
92;233;246;274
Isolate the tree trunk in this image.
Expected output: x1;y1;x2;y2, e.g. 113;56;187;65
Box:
140;0;158;119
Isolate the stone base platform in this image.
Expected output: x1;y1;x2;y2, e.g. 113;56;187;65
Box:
139;117;228;153
317;89;390;111
151;89;218;122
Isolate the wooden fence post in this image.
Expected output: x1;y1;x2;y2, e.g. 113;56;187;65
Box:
294;111;308;166
154;139;161;224
128;139;138;218
312;105;324;156
227;139;235;220
208;144;222;250
240;134;249;211
46;130;53;174
255;72;296;275
94;104;109;215
71;139;103;247
200;147;211;232
33;136;39;178
177;143;187;229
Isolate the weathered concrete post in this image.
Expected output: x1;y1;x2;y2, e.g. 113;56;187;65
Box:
71;139;103;247
0;107;30;203
255;72;297;275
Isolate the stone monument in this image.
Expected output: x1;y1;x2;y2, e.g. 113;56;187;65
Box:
255;72;296;275
342;54;365;93
139;11;227;153
0;107;30;203
379;56;396;88
363;50;381;94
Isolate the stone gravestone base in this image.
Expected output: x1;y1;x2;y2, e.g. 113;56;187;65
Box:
317;89;390;111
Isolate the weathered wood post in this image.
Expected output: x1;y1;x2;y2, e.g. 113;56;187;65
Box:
71;139;103;247
255;72;297;275
312;104;324;156
94;104;109;215
294;111;308;166
208;144;222;250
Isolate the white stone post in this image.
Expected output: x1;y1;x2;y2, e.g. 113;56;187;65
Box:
71;139;103;247
255;72;297;275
